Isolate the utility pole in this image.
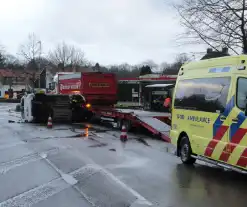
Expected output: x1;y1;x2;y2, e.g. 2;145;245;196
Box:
37;41;42;88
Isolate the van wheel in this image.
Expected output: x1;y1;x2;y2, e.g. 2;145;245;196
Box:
180;136;196;165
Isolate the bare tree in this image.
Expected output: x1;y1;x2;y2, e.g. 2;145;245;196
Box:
48;42;86;71
18;33;43;88
174;53;191;64
0;44;4;52
162;53;191;75
19;33;42;62
175;0;247;54
0;45;6;68
141;60;159;71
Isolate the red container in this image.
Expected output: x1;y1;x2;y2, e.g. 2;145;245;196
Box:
58;72;117;105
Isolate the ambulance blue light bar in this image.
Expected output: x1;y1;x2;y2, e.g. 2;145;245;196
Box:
238;66;246;70
209;67;231;73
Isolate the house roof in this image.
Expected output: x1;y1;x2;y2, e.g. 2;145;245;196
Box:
0;69;40;80
0;69;16;77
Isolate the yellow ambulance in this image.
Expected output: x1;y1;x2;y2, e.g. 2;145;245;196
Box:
170;55;247;173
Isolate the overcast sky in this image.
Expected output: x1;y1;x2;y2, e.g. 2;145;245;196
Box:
0;0;206;65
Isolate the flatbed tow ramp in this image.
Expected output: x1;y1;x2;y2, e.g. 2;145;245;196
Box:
91;107;171;142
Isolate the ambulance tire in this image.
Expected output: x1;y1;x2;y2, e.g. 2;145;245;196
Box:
180;136;196;165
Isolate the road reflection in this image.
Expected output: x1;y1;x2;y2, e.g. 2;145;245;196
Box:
173;164;247;207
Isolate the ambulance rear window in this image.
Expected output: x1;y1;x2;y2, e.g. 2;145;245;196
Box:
174;77;231;113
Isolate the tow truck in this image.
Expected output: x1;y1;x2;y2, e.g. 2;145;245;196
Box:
22;71;173;142
88;83;174;142
91;107;171;142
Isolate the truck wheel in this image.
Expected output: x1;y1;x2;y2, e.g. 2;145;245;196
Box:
116;118;122;130
180;136;196;165
123;119;132;132
86;112;93;121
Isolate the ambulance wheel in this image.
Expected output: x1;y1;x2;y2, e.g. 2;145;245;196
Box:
180;137;196;165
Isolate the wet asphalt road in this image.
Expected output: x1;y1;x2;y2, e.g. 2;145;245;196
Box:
1;103;247;207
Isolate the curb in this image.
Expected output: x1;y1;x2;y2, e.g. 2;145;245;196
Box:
0;99;20;103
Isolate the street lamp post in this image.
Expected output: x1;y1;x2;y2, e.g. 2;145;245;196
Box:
37;41;42;88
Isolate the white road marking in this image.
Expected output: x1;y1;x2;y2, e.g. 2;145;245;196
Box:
0;123;152;207
40;153;47;159
61;173;78;185
42;153;79;185
0;178;70;207
72;164;153;206
0;150;78;206
97;165;153;206
0;154;41;175
0;157;152;207
0;148;59;174
0;141;25;150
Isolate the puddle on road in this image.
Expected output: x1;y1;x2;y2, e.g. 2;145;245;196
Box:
22;139;41;143
88;137;98;142
12;119;158;150
8;119;24;124
72;122;113;133
88;143;108;148
8;120;16;123
94;129;108;133
24;133;91;141
135;138;151;147
72;124;111;141
23;125;108;143
54;128;73;131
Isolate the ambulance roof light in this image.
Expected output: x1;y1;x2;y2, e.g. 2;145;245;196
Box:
238;66;246;70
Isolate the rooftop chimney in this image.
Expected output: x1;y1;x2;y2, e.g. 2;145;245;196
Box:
222;47;228;54
207;48;213;54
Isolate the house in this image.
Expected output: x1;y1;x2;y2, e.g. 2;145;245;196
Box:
201;48;230;60
0;69;40;98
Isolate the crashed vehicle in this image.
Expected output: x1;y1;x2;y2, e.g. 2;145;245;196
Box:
21;91;87;123
21;72;117;123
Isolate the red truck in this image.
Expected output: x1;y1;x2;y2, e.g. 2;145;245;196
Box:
55;72;118;106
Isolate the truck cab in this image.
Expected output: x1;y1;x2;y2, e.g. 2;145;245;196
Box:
48;72;75;94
